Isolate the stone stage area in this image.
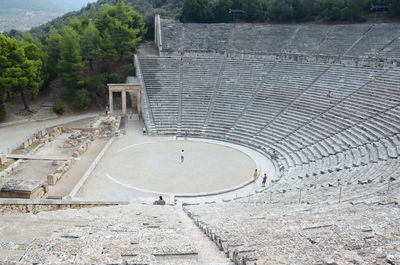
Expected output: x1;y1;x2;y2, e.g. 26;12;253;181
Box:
75;120;276;202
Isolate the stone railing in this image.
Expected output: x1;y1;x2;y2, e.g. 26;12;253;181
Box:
135;54;156;134
154;14;163;55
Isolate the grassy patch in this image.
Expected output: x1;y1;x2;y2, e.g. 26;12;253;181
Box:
0;159;16;173
26;141;41;153
13;141;42;155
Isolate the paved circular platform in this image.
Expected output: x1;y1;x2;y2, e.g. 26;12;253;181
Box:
107;140;256;195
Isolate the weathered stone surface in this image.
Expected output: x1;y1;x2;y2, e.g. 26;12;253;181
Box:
1;179;42;192
0;155;7;166
47;174;56;185
0;205;197;264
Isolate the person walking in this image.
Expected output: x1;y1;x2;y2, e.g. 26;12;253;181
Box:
262;173;267;187
180;149;185;163
253;169;258;182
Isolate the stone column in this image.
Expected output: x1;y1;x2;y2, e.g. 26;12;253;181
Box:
109;89;113;115
122;90;127;115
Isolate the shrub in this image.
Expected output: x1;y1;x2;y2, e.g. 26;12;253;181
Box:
105;73;124;84
74;89;91;109
123;64;135;76
53;99;66;114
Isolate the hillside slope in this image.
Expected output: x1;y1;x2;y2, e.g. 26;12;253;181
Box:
0;0;95;32
26;0;183;39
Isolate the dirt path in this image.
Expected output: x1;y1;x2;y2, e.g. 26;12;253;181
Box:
46;138;108;197
177;208;234;265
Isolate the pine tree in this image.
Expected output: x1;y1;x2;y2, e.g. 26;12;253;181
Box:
181;0;213;22
0;34;44;112
45;27;62;79
58;26;84;89
100;30;118;62
81;22;101;70
95;0;146;60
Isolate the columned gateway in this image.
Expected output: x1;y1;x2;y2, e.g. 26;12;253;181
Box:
108;79;142;116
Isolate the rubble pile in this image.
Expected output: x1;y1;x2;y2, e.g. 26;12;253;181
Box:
90;116;121;137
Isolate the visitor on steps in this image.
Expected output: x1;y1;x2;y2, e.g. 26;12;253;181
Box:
262;173;267;187
153;196;166;205
253;169;258;182
143;127;146;135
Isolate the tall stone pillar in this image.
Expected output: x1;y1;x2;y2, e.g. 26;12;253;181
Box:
109;90;113;115
122;90;127;115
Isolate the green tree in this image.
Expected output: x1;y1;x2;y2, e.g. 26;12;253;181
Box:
342;0;365;21
45;27;62;80
74;89;91;109
100;30;118;62
70;18;85;35
242;0;268;22
388;0;400;16
96;0;146;60
293;0;306;21
0;34;22;119
58;26;84;90
268;0;294;21
180;0;213;22
213;0;234;22
320;0;343;21
143;8;169;40
18;41;45;110
0;34;44;112
81;22;102;70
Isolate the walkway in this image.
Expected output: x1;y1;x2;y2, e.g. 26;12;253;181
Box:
177;207;234;265
0;112;100;154
46;138;108;197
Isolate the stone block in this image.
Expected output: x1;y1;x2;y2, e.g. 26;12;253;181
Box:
23;141;29;149
47;174;57;185
54;173;62;181
72;151;80;158
56;166;64;174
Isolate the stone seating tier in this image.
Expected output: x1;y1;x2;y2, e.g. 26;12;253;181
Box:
160;19;400;60
139;56;400;203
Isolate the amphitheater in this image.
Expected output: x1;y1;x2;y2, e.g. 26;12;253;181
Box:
0;16;399;265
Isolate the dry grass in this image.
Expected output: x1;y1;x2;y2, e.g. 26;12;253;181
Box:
0;159;16;173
